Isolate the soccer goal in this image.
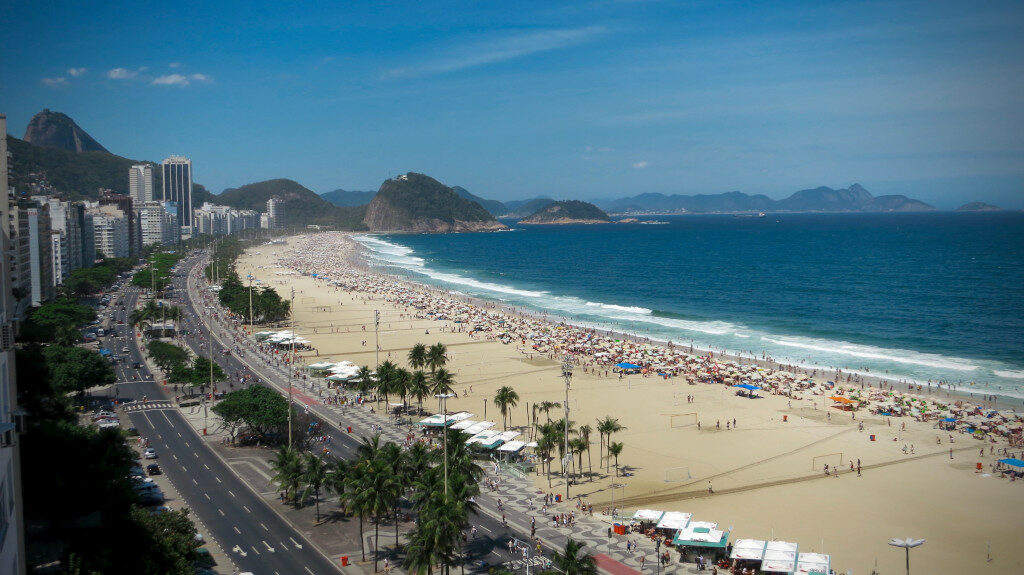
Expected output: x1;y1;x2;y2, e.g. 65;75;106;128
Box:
669;413;698;428
664;466;693;482
811;452;844;470
300;296;317;304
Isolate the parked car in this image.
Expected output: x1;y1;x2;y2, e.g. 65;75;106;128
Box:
143;448;158;459
146;463;161;475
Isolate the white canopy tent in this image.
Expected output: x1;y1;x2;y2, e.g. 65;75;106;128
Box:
461;421;497;435
631;509;665;523
673;521;726;545
497;440;527;452
795;552;830;574
761;541;798;573
656;511;692;530
730;539;767;560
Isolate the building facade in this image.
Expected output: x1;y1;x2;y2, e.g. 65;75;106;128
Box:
0;113;29;575
266;197;285;229
161;156;193;234
128;164;154;205
98;191;137;257
139;201;180;247
89;209;130;259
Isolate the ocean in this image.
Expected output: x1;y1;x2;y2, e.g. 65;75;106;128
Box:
352;212;1024;399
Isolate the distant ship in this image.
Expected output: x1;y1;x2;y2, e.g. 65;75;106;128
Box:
758;212;766;218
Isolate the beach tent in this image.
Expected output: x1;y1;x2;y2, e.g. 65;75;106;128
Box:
465;429;503;445
795;552;830;574
460;421;497;435
730;539;767;560
631;509;665;523
655;511;692;530
479;430;521;449
418;411;473;427
941;417;957;422
672;521;729;549
497;440;527;453
998;458;1024;470
829;396;857;404
733;384;761;391
761;541;798;573
617;362;642;370
451;419;478;430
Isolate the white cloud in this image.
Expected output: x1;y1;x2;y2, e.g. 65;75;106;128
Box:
386;25;607;78
169;62;181;68
632;161;649;169
190;73;212;82
41;77;67;87
152;74;189;86
67;67;87;77
106;67;144;79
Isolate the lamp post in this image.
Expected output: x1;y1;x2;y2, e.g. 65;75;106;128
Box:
655;537;662;575
888;537;925;575
288;287;295;447
436;392;456;498
609;483;627;513
562;356;573;499
248;274;254;331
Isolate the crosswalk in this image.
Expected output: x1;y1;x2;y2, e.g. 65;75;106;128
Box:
122;401;175;412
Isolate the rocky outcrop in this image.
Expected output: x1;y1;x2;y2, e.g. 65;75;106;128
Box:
23;109;108;153
519;200;611;224
956;202;1002;212
363;172;507;233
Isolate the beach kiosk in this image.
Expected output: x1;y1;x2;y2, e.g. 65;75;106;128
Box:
630;509;664;532
761;541;799;573
672;521;730;563
794;552;830;574
655;511;692;532
730;539;767;572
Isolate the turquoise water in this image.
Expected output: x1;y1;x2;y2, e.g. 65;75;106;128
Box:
353;212;1024;398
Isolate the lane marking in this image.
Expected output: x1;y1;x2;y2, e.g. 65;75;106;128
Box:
172;454;178;460
203;463;210;470
305;567;315;575
192;479;198;485
228;490;236;497
184;440;189;447
215;476;222;483
279;541;288;551
251;546;260;556
243;505;251;513
234;526;241;534
290;537;303;549
182;465;188;472
204;492;211;500
263;540;275;552
261;523;268;531
218;508;225;516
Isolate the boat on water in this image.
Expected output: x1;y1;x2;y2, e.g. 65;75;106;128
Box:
758;212;766;218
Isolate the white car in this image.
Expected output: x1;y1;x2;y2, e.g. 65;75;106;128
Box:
143;448;158;459
97;421;120;430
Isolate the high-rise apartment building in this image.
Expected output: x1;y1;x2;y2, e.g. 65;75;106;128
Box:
266;197;285;229
0;112;29;575
26;206;54;306
161;156;193;233
98;191;137;257
139;201;180;247
128;165;154;205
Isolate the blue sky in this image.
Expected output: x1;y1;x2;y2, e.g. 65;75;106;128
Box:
2;0;1023;208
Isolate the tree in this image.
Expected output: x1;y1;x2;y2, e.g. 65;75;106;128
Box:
426;342;448;373
539;400;561;423
43;346;116;394
408;370;430;415
408;342;427;370
597;416;625;471
124;506;201;575
270;446;305;506
431;367;455;397
493;386;520;430
375;360;399;404
354;365;375;397
301;452;329;523
578;424;594;478
552;539;598;575
366;454;402;572
211;385;290;440
147;341;190;373
608;442;624;477
20;299;96;341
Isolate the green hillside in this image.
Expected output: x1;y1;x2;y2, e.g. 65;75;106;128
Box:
218;179;367;229
363;173;504;232
5;135;213;204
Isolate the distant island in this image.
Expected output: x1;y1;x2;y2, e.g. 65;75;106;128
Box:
519;200;611;224
956;202;1002;212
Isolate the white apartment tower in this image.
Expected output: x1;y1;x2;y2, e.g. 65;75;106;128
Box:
128;164;154;205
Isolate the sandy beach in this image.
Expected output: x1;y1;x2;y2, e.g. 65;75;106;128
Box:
234;232;1024;575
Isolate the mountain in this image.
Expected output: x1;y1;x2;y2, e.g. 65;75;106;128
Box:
321;189;377;207
505;197;556;217
956;202;1002;212
519;200;610;224
218;179;366;229
363;173;507;233
598;184;933;214
5;134;214;204
451;186;509;217
23;109;108;153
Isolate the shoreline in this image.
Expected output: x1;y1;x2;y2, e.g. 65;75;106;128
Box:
349;232;1022;412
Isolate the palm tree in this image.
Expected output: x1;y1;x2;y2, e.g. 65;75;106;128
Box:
357;433;384;461
301;452;329;522
608;442;624;477
570;437;589;480
426;342;448;373
375;360;399;404
366;455;402;572
493;386;520;430
344;460;373;562
578;424;594;478
354;365;375;398
270;446;305;506
393;367;411;413
596;416;625;471
408;343;427;370
536;434;557;488
408;370;431;415
552;539;598;575
431;367;455;397
539;400;561;423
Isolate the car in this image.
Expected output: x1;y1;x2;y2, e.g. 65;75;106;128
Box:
133;362;143;369
92;411;117;421
122;347;129;353
146;463;161;475
143;448;158;459
97;421;120;430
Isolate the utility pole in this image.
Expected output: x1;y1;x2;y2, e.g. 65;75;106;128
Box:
437;392;455;499
374;309;380;367
562;356;573;499
248;274;254;331
206;314;213;435
288;287;295;447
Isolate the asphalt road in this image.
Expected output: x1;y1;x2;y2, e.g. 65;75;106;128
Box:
96;280;346;575
172;251;577;574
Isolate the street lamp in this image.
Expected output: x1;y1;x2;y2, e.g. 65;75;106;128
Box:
561;356;573;499
436;392;456;498
609;483;627;513
888;537;925;575
655;537;662;575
